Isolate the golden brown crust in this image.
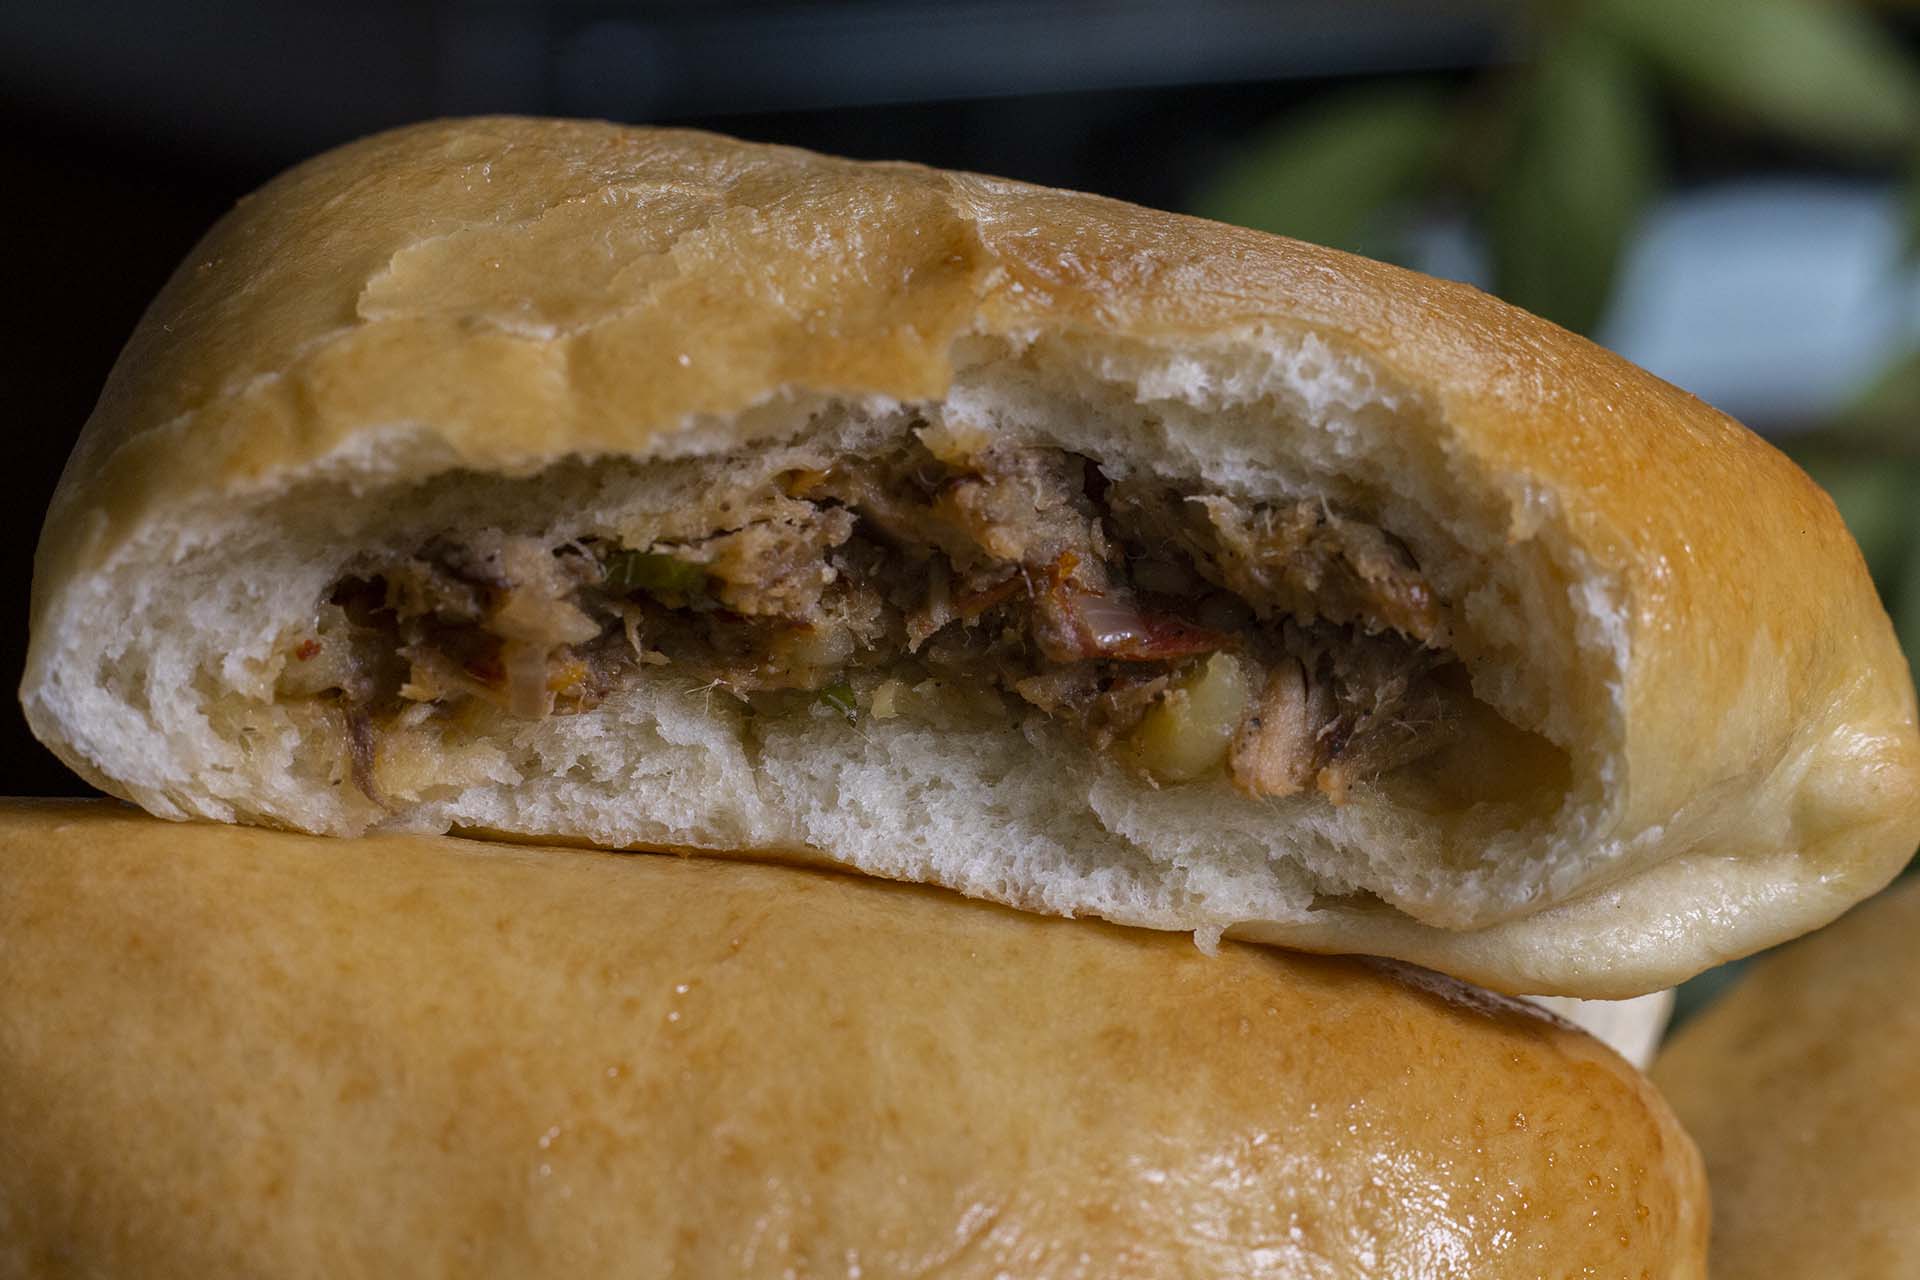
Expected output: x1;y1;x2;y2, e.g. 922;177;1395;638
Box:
0;800;1705;1276
22;117;1919;997
1654;877;1920;1277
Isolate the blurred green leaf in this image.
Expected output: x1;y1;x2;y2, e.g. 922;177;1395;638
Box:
1901;153;1920;259
1190;85;1450;258
1602;0;1920;151
1487;31;1657;334
1835;347;1920;450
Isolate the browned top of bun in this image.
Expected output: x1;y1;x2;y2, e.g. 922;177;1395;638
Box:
0;801;1706;1276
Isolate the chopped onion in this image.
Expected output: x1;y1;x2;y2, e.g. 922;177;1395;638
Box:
1124;653;1256;783
1057;587;1226;662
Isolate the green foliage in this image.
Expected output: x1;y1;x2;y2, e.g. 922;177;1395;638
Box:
1189;85;1450;260
1487;31;1657;334
1901;156;1920;258
1601;0;1920;152
1835;347;1920;452
1193;0;1920;336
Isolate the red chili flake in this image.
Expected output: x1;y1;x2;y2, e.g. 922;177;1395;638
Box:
293;639;322;661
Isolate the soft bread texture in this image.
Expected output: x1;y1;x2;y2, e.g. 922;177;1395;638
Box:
0;800;1706;1277
1654;876;1920;1277
22;116;1920;998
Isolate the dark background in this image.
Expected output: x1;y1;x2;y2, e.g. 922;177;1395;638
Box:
6;0;1918;813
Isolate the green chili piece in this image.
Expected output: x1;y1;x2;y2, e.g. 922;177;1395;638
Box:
819;680;859;723
602;549;709;597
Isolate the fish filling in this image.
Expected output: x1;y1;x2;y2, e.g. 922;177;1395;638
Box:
280;435;1475;803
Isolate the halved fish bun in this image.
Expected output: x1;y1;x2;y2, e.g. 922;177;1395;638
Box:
23;117;1918;996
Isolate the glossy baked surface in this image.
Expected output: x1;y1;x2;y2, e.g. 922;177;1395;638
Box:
0;800;1705;1276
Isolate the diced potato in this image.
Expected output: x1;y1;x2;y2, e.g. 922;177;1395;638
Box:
1124;652;1254;783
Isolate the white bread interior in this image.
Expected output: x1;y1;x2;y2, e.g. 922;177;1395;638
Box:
24;339;1624;953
